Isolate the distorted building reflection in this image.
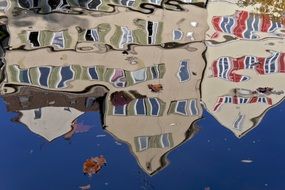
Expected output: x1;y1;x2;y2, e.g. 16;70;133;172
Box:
0;0;209;175
4;1;207;51
202;1;285;137
2;43;206;174
103;44;205;174
1;85;108;141
10;0;207;14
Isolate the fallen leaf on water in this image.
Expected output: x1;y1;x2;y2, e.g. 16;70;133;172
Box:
148;84;163;93
83;155;107;177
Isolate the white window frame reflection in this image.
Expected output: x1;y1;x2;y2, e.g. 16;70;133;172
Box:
137;136;149;151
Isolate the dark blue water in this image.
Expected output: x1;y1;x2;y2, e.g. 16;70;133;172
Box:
1;1;285;189
0;97;284;190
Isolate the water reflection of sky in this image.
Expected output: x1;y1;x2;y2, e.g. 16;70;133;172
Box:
0;0;285;189
0;98;284;190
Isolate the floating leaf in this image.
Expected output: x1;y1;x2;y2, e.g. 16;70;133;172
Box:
148;84;163;93
83;155;107;177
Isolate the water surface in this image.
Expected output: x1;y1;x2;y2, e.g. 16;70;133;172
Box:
0;0;284;189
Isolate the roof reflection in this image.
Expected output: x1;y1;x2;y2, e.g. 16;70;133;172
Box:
202;1;285;137
2;85;108;141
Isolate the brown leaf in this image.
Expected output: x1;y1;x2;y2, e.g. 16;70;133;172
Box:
83;155;107;177
148;84;163;93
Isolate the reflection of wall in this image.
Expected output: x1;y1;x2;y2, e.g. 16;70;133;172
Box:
103;43;205;174
3;43;205;174
206;2;285;43
10;0;207;14
6;63;165;89
2;2;208;175
18;107;83;142
6;3;208;50
4;43;206;91
202;1;285;138
2;85;108;141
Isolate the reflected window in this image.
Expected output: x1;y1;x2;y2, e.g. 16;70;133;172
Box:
88;67;99;80
85;29;100;42
52;31;65;49
173;29;183;41
87;0;102;10
110;97;164;116
258;97;266;103
58;66;74;88
239;98;248;104
39;67;51;87
18;0;34;8
150;65;159;79
131;69;146;83
137;136;149;152
149;0;162;5
264;52;279;74
224;96;232;103
120;0;135;6
169;99;200;116
111;69;126;88
34;108;42;119
177;60;190;82
161;133;171;148
175;100;187;115
19;69;31;84
148;98;160;116
113;104;127;115
47;0;70;11
119;26;133;48
135;99;146;115
189;99;199;116
213;96;273;112
135;133;173;152
244;56;257;69
147;21;158;45
29;32;40;47
212;11;283;39
216;57;231;79
233;113;244;131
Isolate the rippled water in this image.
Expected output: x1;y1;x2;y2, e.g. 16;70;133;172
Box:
0;0;284;189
